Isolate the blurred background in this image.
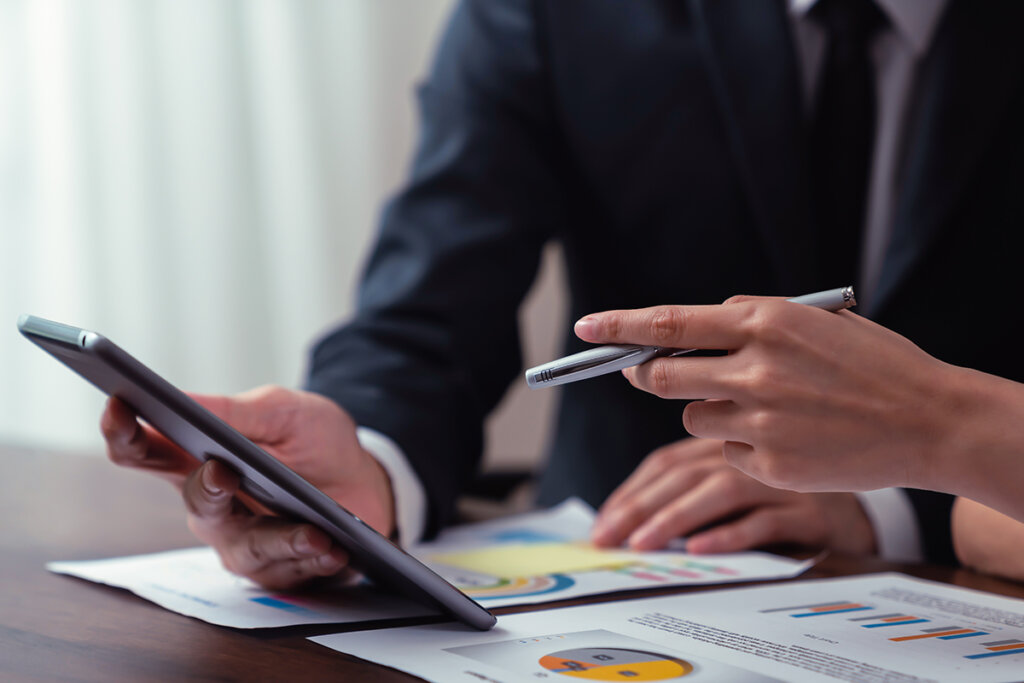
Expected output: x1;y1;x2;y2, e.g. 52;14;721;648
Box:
0;0;564;475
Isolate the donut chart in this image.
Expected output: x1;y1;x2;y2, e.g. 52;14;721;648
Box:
539;647;694;680
459;573;575;600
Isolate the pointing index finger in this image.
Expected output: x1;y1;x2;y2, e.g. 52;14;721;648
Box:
574;304;754;350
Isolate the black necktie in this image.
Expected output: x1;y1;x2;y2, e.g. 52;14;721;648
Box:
809;0;886;290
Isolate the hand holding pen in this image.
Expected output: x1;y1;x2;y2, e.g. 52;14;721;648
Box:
526;286;856;389
536;286;970;497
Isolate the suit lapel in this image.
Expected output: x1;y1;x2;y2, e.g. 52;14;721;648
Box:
870;0;1024;315
692;0;818;294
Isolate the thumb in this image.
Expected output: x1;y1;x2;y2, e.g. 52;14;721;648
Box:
188;385;294;443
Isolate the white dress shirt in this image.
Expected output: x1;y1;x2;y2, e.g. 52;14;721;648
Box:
362;0;950;561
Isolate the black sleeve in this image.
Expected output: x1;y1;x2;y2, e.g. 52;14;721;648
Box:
905;489;956;565
305;0;565;536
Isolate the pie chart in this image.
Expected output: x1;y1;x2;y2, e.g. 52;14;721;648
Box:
538;647;694;680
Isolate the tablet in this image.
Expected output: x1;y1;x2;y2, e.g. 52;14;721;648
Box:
18;314;496;631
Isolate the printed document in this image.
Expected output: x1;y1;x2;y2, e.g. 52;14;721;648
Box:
48;498;812;628
312;573;1024;683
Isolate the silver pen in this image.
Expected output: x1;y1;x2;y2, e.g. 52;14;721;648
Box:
525;286;856;389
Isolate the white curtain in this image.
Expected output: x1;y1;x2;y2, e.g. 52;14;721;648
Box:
0;0;460;451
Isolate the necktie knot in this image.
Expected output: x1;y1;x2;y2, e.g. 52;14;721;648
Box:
811;0;887;43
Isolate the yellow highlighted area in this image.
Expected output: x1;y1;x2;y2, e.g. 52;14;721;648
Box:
431;542;634;577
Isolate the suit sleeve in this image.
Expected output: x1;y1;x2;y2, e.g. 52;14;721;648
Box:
305;0;564;536
905;488;956;565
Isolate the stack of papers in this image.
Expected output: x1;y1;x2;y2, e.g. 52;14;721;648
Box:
49;497;1024;681
48;498;814;628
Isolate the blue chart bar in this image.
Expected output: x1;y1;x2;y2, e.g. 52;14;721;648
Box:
793;607;873;617
965;649;1024;660
862;619;929;628
939;632;990;640
250;596;312;614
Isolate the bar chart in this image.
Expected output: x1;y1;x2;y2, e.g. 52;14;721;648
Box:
759;596;1024;661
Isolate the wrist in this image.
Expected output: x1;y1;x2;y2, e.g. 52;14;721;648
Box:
921;365;1024;508
822;492;877;556
347;448;397;539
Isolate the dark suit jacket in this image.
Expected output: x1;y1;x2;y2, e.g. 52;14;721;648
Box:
307;0;1024;564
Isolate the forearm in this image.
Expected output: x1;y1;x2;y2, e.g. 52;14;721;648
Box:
925;365;1024;522
952;497;1024;581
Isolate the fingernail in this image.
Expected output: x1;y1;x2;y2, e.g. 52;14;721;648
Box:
686;535;716;554
293;530;315;555
628;529;656;550
574;316;600;340
201;465;223;496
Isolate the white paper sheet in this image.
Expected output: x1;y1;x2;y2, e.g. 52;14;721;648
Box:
312;573;1024;683
47;547;431;628
410;498;816;608
47;498;813;629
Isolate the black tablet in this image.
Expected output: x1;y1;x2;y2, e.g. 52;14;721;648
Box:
18;314;496;631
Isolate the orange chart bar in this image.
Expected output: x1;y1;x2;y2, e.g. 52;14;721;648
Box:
985;643;1024;652
890;629;974;642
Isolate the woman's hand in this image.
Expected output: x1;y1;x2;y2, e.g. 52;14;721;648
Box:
574;296;964;495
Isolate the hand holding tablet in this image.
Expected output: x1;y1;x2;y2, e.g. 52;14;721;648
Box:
19;315;496;630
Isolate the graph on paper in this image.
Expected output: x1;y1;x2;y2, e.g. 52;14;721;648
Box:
412;498;815;608
759;593;1024;661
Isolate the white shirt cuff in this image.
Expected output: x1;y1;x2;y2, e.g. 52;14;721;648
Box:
855;488;924;563
356;427;427;547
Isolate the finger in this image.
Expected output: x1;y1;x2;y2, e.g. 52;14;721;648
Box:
244;548;350;591
722;440;759;478
622;356;739;400
599;448;682;515
594;463;718;547
101;397;197;484
682;400;746;441
574;304;754;349
721;294;784;305
221;521;337;577
686;506;822;554
182;460;243;532
626;470;772;550
596;440;718;528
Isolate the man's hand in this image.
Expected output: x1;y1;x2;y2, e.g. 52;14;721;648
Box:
591;437;875;555
100;386;395;590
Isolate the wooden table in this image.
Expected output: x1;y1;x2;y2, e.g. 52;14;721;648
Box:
3;446;1023;682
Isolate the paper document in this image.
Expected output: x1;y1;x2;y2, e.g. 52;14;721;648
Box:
312;572;1024;683
47;547;431;629
411;498;816;608
48;498;813;628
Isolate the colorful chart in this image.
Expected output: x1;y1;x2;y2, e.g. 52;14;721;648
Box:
761;598;1024;661
249;594;317;615
488;529;567;544
457;573;576;600
617;559;740;583
850;612;929;628
760;600;873;617
539;647;694;681
965;638;1024;659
